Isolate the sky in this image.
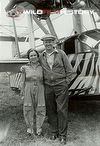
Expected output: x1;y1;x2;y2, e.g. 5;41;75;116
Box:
0;0;30;59
0;0;100;59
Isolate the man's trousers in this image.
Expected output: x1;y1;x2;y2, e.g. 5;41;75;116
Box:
44;81;69;138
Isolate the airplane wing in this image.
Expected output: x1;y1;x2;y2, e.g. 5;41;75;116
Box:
0;59;28;72
5;0;75;12
0;36;39;42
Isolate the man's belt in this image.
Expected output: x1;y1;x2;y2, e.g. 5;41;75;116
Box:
44;77;66;85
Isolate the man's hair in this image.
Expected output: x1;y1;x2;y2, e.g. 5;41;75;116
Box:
27;48;39;59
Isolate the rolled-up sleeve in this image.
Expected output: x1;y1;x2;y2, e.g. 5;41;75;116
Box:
20;66;25;73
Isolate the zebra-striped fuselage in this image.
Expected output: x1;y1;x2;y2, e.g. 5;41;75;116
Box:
68;51;100;96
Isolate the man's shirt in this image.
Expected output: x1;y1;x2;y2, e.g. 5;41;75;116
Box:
43;49;58;69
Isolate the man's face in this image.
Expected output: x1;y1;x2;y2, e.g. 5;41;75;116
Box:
43;39;55;50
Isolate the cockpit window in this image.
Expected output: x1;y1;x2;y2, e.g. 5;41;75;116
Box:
63;29;100;54
63;35;77;55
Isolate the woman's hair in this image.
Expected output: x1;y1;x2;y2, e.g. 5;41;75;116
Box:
27;48;39;59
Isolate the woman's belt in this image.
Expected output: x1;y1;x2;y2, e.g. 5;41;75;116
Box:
26;78;38;81
26;78;39;85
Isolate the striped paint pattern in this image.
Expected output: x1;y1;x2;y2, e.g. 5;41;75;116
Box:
9;73;23;91
68;52;100;96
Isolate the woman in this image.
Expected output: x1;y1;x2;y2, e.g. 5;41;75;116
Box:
20;49;45;136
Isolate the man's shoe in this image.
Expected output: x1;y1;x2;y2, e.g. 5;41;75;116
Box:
60;138;66;145
50;135;58;140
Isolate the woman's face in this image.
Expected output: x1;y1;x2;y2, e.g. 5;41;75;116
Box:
29;51;39;63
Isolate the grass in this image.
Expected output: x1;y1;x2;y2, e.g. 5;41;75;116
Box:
0;73;100;146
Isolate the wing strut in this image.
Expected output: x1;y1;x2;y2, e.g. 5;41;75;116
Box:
27;13;35;49
12;18;20;58
46;17;58;41
32;15;49;34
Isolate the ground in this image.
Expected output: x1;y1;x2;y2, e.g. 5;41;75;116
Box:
0;73;100;146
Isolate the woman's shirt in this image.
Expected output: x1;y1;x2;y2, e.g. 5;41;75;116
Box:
20;62;43;82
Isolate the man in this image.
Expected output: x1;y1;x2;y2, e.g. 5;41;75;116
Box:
40;34;73;145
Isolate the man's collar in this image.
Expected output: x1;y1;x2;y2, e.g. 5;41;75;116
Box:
43;48;58;55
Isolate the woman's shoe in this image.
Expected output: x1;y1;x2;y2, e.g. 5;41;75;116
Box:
59;137;66;145
27;128;34;134
36;128;42;136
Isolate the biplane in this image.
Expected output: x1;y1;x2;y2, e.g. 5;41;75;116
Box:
1;0;100;97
